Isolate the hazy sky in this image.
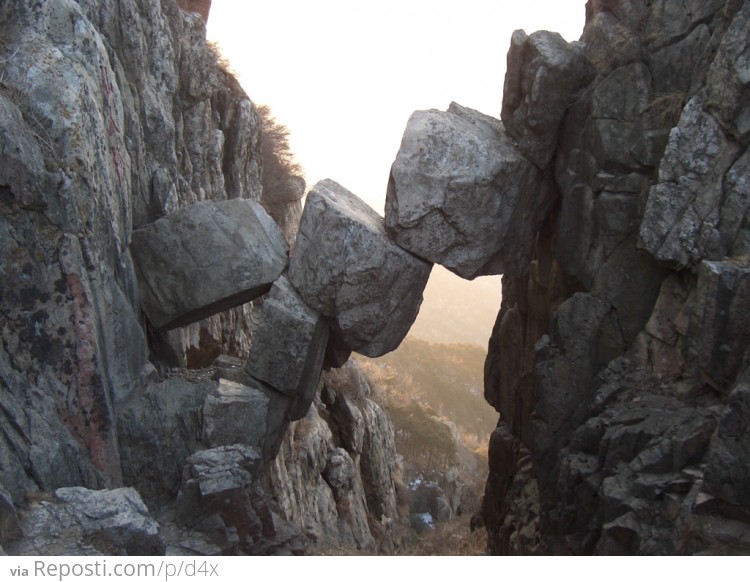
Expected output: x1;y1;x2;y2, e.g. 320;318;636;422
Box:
206;0;587;212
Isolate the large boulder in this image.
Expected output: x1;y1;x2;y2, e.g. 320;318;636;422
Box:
130;198;288;331
245;276;329;421
502;30;593;168
385;103;548;279
289;180;431;357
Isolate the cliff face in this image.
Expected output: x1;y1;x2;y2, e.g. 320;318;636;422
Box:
0;0;396;556
0;0;263;500
483;0;750;555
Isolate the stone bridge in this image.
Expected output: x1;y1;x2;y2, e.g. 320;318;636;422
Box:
130;32;592;462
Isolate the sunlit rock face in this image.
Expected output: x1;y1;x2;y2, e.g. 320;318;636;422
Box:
290;179;432;358
482;0;750;556
385;103;548;280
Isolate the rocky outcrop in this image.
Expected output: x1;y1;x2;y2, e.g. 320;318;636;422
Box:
245;276;329;421
290;179;432;357
482;0;750;556
0;0;401;557
267;361;404;554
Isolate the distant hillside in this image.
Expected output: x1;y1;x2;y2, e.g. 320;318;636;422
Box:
357;337;497;443
408;266;502;348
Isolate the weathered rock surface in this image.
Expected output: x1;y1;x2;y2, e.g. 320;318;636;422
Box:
131;199;288;331
174;445;304;555
245;276;329;420
385;103;547;279
482;0;750;556
0;0;267;502
268;361;404;554
502;30;594;169
8;487;164;556
290;179;431;357
117;376;208;506
0;0;404;559
202;377;293;462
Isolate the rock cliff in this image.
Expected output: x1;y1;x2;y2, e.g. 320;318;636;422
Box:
0;0;396;555
2;0;749;557
482;0;750;555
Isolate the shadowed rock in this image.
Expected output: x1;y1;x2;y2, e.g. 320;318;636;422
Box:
202;377;292;462
385;103;548;279
502;30;593;168
289;179;431;357
130;199;288;331
245;276;329;420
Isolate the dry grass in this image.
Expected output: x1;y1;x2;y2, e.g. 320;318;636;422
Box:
642;91;688;128
401;513;487;556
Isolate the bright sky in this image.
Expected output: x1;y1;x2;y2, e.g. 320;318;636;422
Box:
206;0;587;213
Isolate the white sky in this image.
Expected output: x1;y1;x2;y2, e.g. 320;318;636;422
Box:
206;0;587;213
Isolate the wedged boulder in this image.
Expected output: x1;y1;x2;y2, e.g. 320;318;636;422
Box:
245;276;329;420
202;378;292;462
130;198;288;331
8;487;164;556
385;103;547;279
289;179;431;357
502;30;593;168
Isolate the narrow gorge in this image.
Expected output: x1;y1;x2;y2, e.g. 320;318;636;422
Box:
0;0;749;556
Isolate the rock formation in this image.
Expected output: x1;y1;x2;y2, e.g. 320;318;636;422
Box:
0;0;397;555
130;198;288;331
1;0;749;557
482;0;750;555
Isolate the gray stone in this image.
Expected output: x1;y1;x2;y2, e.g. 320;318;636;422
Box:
290;179;431;357
202;377;292;462
322;448;357;495
684;260;750;392
640;96;742;266
502;30;593;168
245;276;329;421
117;377;209;506
705;365;750;508
131;198;288;331
704;2;750;146
385;103;546;279
9;487;164;556
0;485;21;546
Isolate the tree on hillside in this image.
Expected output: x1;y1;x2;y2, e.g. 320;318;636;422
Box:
257;104;305;237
